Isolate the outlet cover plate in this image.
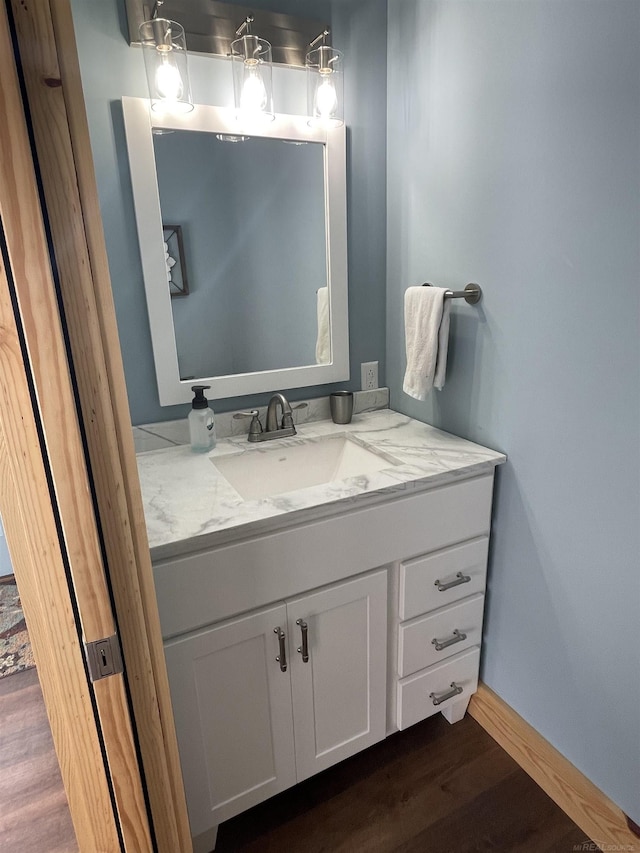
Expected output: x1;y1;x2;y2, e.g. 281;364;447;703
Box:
361;361;379;390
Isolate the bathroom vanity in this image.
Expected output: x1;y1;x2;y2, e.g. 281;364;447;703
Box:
138;409;505;848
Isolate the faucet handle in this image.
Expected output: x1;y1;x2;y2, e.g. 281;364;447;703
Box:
233;410;263;440
234;410;259;417
290;402;308;426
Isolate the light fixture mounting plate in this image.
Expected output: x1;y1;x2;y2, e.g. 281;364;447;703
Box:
125;0;329;68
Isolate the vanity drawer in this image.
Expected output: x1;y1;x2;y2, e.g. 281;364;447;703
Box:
399;537;489;621
396;646;480;731
398;594;484;677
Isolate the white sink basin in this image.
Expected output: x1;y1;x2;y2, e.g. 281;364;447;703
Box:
211;435;399;501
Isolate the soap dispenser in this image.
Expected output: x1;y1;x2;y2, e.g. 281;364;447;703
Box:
189;385;216;452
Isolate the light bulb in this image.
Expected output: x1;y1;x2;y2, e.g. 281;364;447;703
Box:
306;45;343;128
155;52;183;101
315;73;337;120
240;65;268;113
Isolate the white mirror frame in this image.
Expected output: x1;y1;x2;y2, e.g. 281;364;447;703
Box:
122;96;349;406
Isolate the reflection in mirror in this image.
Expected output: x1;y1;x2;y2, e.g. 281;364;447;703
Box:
153;131;328;379
122;98;349;406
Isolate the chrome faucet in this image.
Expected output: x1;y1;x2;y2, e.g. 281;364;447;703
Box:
234;393;307;442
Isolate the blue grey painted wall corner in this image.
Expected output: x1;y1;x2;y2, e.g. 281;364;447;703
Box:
387;0;640;823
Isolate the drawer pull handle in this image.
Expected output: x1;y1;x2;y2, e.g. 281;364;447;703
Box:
274;627;287;672
432;629;467;652
434;572;471;592
296;619;309;663
430;682;463;706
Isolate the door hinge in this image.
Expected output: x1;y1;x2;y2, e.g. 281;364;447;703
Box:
84;634;124;682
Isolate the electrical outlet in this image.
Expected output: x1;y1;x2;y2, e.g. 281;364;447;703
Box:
361;361;379;390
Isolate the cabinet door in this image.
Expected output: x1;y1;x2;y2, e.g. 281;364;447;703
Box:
287;570;387;781
164;603;296;834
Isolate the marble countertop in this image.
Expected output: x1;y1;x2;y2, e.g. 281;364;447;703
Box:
138;409;506;561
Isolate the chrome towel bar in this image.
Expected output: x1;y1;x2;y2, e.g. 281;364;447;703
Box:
422;282;482;305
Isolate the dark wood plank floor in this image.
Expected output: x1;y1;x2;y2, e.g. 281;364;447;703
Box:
0;667;597;853
0;667;77;853
216;714;597;853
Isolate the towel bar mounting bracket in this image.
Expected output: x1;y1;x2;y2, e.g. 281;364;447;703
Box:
423;282;482;305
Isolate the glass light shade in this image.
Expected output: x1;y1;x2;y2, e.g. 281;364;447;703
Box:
139;19;193;113
230;35;275;123
306;46;343;128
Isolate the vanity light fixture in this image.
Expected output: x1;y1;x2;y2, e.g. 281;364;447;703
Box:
128;3;344;123
306;30;343;128
230;16;275;123
138;14;193;113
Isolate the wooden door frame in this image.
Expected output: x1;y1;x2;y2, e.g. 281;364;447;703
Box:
0;0;191;850
0;3;143;850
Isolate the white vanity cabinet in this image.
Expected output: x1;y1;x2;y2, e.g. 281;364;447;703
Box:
164;571;387;834
153;471;500;846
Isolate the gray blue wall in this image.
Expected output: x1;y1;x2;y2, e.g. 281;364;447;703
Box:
0;518;12;578
387;0;640;823
71;0;387;425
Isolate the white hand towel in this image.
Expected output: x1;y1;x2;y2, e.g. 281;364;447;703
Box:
315;287;330;364
403;286;452;400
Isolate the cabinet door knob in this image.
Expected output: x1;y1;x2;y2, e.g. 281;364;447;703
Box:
431;629;467;652
430;682;463;706
434;571;471;592
274;627;287;672
296;619;309;663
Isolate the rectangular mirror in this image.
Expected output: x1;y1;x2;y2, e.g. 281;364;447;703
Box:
122;97;349;406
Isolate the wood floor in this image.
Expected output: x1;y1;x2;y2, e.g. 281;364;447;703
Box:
216;714;597;853
0;668;596;853
0;667;77;852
